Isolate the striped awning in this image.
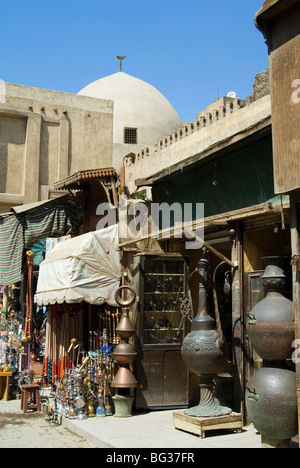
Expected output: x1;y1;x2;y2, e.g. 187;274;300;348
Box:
0;213;24;286
0;196;81;286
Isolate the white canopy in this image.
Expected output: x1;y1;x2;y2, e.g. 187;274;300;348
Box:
35;225;121;306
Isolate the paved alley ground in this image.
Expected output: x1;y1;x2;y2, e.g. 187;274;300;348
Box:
0;398;97;448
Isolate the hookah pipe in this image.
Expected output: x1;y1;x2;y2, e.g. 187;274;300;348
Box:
78;354;91;373
78;354;109;418
75;342;82;367
67;338;78;367
71;354;92;418
112;309;120;345
106;309;111;343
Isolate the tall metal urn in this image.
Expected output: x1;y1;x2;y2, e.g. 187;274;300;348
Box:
247;257;294;362
181;250;231;417
246;257;298;446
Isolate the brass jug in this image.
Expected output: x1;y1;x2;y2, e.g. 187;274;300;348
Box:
181;250;231;417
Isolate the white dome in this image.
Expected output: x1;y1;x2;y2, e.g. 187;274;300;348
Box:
78;72;182;168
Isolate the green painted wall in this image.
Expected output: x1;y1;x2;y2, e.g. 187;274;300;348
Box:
152;131;275;222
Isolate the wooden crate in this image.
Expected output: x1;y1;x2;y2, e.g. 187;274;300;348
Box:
173;410;243;439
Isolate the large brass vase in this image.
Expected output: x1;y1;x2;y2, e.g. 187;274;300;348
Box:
181;251;231;417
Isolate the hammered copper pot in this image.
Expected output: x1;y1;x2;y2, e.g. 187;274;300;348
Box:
111;366;138;388
246;367;298;440
113;342;137;365
111;285;138;390
247;291;294;361
247;257;294;361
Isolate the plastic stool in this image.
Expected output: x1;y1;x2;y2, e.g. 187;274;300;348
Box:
20;384;41;413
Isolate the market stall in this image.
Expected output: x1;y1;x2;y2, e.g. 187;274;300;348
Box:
35;224;121;357
0;195;82;400
33;225;124;419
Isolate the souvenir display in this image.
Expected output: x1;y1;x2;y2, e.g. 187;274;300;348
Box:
1;313;23;373
43;331;116;423
1;279;132;421
0;285;28;400
0;242;139;423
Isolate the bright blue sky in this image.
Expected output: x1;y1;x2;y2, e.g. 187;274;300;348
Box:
0;0;268;122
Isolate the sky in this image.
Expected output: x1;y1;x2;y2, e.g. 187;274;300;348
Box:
0;0;269;122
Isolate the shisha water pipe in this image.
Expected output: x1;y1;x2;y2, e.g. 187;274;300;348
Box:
67;338;79;367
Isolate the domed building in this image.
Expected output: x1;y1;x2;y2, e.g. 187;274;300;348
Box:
78;71;182;171
0;63;182;213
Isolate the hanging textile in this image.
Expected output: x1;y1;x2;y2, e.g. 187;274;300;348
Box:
0;213;24;285
31;239;46;265
0;196;82;287
44;302;84;362
20;197;81;247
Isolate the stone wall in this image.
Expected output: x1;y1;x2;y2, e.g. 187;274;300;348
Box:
0;82;113;212
248;69;270;103
124;93;271;194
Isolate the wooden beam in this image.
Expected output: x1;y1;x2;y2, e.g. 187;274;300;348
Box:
231;222;245;418
119;227;235;268
202;240;235;268
110;175;119;207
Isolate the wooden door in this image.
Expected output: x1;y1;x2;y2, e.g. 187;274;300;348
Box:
135;348;189;409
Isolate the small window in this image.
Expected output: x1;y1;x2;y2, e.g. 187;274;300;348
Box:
124;128;137;144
